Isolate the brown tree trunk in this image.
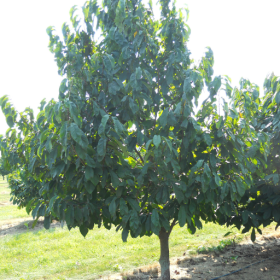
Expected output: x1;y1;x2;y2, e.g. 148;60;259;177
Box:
159;227;170;280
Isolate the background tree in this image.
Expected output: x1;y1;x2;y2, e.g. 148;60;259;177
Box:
0;157;10;180
0;0;265;278
217;74;280;240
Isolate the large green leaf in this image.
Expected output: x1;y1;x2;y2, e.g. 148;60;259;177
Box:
97;137;107;161
70;123;88;150
178;205;187;227
153;135;161;149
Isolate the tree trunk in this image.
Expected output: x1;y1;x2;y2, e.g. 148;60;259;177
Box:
159;227;170;280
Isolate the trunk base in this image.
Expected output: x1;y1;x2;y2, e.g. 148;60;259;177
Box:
159;228;170;280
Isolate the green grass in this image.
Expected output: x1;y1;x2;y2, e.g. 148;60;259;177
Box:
0;221;247;280
0;176;278;279
0;176;10;202
0;187;10;203
0;176;30;221
0;205;30;221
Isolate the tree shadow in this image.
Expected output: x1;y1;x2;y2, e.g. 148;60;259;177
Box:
0;219;60;237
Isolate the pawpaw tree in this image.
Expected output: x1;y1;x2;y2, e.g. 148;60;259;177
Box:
217;74;280;240
0;0;264;278
0;157;9;180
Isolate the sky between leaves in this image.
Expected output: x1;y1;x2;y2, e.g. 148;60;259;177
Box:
0;0;279;136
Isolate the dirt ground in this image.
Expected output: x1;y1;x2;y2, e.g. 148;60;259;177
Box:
109;233;280;280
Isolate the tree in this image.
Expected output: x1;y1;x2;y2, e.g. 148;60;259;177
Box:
0;1;264;278
217;74;280;240
0;157;9;180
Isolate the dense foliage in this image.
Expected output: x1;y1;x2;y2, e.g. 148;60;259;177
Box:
0;0;271;278
218;74;280;240
0;157;9;179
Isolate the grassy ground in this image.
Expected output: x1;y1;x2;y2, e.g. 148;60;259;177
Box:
0;176;277;279
0;176;10;202
0;177;30;221
1;221;247;280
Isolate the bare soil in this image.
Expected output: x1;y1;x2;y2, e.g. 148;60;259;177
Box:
110;233;280;280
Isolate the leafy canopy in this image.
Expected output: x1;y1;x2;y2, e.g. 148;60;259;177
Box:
0;0;265;240
217;74;280;241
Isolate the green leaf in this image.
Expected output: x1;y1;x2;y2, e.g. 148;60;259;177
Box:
49;195;57;211
120;198;129;216
85;180;95;194
214;173;222;186
204;163;211;178
181;119;188;128
273;207;280;222
136;67;142;79
203;133;212;146
143;69;153;84
173;186;184;204
151;209;160;227
70;123;88;150
252;89;259;99
153;135;161;149
108;81;120;95
130;209;140;232
263;208;272;220
194;159;204;171
112;117;126;135
178;205;187;227
273;174;279;185
109;170;120;188
163;137;172;151
127;197;140;212
242;210;249;224
75;207;83;222
86;154;96;168
101;114;110;128
60;122;68;148
79;225;89;237
109;197;117;219
251;228;256;242
146;139;152;150
65;205;74;226
235;180;245;197
44;216;51;230
171;159;180;174
6;116;14;128
85;166;94;181
183;78;191;93
122;228;129;242
166;66;174;85
97;137;107;161
275;91;280;104
69;102;81;126
159;108;169;128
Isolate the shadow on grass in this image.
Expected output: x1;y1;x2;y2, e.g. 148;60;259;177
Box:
0;219;60;237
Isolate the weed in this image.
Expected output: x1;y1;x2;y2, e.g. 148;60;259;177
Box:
198;239;234;253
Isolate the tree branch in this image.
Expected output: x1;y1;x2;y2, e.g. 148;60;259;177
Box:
168;218;177;236
134;147;144;164
130;155;143;166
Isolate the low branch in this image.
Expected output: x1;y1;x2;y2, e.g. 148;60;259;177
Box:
134;147;144;164
168;218;177;236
